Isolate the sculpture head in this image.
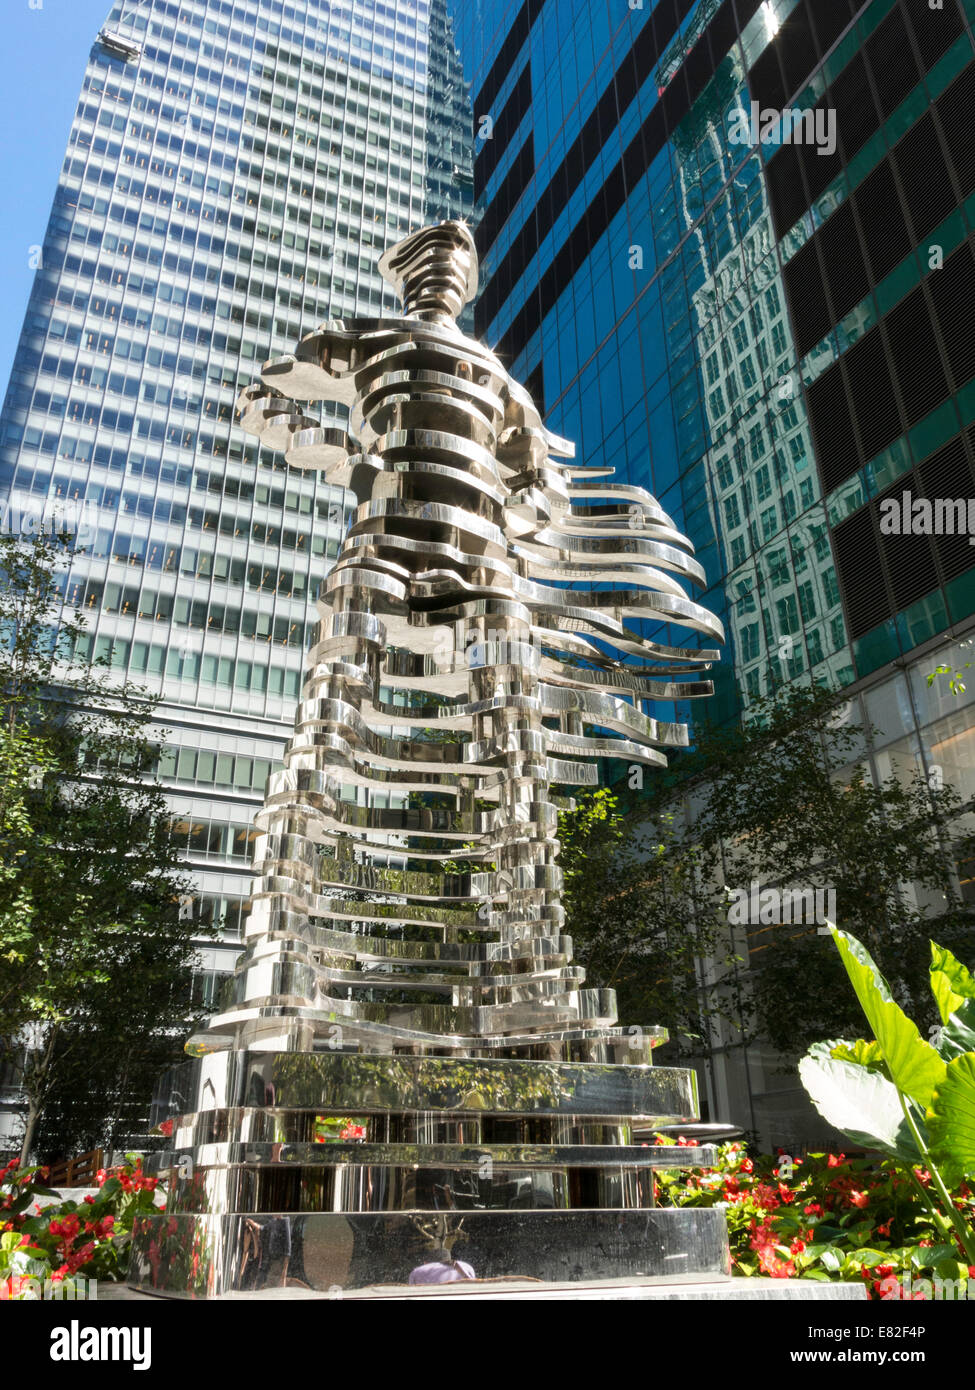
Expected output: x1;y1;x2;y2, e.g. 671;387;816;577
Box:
378;219;478;321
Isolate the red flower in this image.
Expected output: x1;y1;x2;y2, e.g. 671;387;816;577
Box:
827;1153;846;1168
63;1241;96;1275
756;1246;795;1278
790;1238;805;1255
849;1190;869;1209
803;1202;822;1216
0;1275;32;1300
739;1157;754;1174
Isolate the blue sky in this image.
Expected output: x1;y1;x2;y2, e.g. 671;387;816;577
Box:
0;0;114;389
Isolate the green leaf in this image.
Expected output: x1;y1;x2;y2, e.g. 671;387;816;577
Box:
826;1038;890;1074
9;1249;50;1279
798;1051;927;1163
927;1051;975;1180
909;1245;939;1270
5;1192;36;1217
936;998;975;1062
854;1249;893;1268
830;927;946;1108
933;1256;969;1282
929;942;975;1025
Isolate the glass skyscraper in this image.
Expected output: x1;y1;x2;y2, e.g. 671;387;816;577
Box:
0;0;472;1147
452;0;975;1147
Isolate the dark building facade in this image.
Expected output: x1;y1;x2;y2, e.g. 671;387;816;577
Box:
452;0;975;1147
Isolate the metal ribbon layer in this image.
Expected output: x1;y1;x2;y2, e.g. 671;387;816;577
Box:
194;220;723;1062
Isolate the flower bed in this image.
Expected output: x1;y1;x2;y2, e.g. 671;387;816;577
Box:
0;1155;161;1299
654;1136;975;1297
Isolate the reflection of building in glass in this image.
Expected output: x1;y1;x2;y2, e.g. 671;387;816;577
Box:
452;0;975;1149
0;0;472;1148
669;53;847;707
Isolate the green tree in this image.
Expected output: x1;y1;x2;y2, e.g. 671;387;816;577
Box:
0;533;206;1161
652;685;975;1061
557;788;737;1058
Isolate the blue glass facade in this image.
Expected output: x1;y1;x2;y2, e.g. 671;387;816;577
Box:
0;0;472;1145
453;0;975;732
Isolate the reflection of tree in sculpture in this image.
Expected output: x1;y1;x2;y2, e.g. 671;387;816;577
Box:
193;220;723;1064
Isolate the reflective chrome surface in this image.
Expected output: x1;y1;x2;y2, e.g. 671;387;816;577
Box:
130;222;728;1296
130;1209;730;1297
191;219;721;1059
152;1052;700;1118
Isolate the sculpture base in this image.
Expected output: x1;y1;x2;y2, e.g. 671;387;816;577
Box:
128;1208;731;1298
132;1048;733;1298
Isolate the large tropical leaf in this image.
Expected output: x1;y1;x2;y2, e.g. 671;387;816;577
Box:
929;941;975;1025
798;1051;927;1163
927;1052;975;1180
830;927;946;1108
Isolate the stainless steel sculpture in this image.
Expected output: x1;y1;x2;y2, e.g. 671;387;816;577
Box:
130;222;732;1297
